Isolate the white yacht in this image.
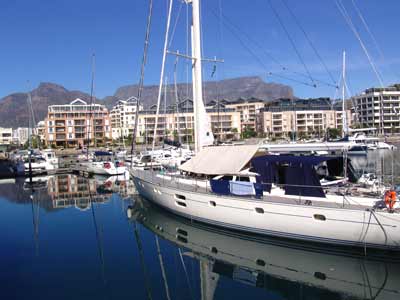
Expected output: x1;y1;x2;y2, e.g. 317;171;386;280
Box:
130;0;400;251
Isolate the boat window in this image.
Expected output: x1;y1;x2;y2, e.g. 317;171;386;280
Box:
238;176;250;182
176;235;188;243
176;201;186;207
314;272;326;280
313;214;326;221
176;228;187;236
220;176;233;181
255;207;264;214
210;247;218;254
175;194;186;201
210;201;216;207
256;259;266;267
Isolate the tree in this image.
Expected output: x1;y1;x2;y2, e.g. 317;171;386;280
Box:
327;127;341;139
241;126;257;139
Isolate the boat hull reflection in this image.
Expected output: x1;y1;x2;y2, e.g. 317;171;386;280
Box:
128;198;400;300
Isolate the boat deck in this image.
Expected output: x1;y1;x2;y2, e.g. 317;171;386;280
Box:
131;168;397;213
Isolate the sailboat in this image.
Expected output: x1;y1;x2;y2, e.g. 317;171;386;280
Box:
130;0;400;251
128;198;400;300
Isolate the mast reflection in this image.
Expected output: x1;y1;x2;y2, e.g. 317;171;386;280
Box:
128;197;400;300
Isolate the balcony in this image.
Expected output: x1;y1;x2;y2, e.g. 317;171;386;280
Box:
56;134;66;140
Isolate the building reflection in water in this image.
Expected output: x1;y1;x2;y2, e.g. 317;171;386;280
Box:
128;197;400;300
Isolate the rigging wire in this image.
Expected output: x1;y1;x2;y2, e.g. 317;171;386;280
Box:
208;9;316;88
168;0;184;49
350;0;400;80
335;0;384;87
280;0;337;85
131;0;154;156
209;8;337;89
267;0;316;86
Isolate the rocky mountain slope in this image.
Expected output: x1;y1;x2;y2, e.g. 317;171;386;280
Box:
0;76;293;128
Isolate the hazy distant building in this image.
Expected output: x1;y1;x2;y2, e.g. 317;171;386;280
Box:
136;99;241;143
258;98;352;138
44;98;111;148
0;127;13;145
351;84;400;133
12;127;31;145
110;97;143;139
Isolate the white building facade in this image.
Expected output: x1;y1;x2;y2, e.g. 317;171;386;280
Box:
0;127;13;145
110;97;143;139
351;84;400;134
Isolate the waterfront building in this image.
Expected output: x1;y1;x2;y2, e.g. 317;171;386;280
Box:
12;127;31;145
36;121;46;145
44;98;111;148
258;98;352;138
136;99;241;143
207;98;265;132
110;97;143;139
0;127;13;145
351;84;400;134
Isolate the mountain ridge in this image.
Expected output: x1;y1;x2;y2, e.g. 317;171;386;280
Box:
0;76;294;128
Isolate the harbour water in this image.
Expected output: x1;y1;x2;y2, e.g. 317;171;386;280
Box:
1;151;400;300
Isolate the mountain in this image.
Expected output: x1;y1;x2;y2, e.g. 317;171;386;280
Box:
104;76;293;109
0;83;95;128
0;76;293;128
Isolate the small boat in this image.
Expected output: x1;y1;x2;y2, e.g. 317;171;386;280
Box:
79;151;126;176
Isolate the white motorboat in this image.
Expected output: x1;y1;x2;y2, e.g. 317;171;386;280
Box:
131;0;400;251
79;151;126;176
24;149;58;175
128;198;400;300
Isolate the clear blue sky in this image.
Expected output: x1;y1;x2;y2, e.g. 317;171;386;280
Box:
1;0;399;100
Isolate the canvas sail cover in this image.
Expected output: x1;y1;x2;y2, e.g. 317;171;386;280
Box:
179;145;259;175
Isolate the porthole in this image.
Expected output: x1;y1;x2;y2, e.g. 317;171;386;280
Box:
256;259;266;267
210;201;216;207
314;272;326;280
255;207;264;214
314;214;326;221
176;201;187;207
177;235;188;243
175;194;186;201
210;247;218;254
176;228;188;236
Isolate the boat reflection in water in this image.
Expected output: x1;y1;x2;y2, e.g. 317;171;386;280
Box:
128;197;400;300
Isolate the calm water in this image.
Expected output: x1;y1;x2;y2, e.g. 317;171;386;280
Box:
1;172;400;300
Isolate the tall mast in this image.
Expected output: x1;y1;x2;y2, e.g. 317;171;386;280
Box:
131;0;153;157
152;0;174;152
342;50;346;138
191;0;203;153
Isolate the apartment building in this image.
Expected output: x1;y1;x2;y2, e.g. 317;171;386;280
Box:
44;98;111;148
258;98;352;138
136;99;241;143
12;127;31;145
351;84;400;133
0;127;13;145
110;97;143;139
207;98;265;132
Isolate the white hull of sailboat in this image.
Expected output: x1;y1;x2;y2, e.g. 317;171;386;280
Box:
130;199;400;300
131;171;400;250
